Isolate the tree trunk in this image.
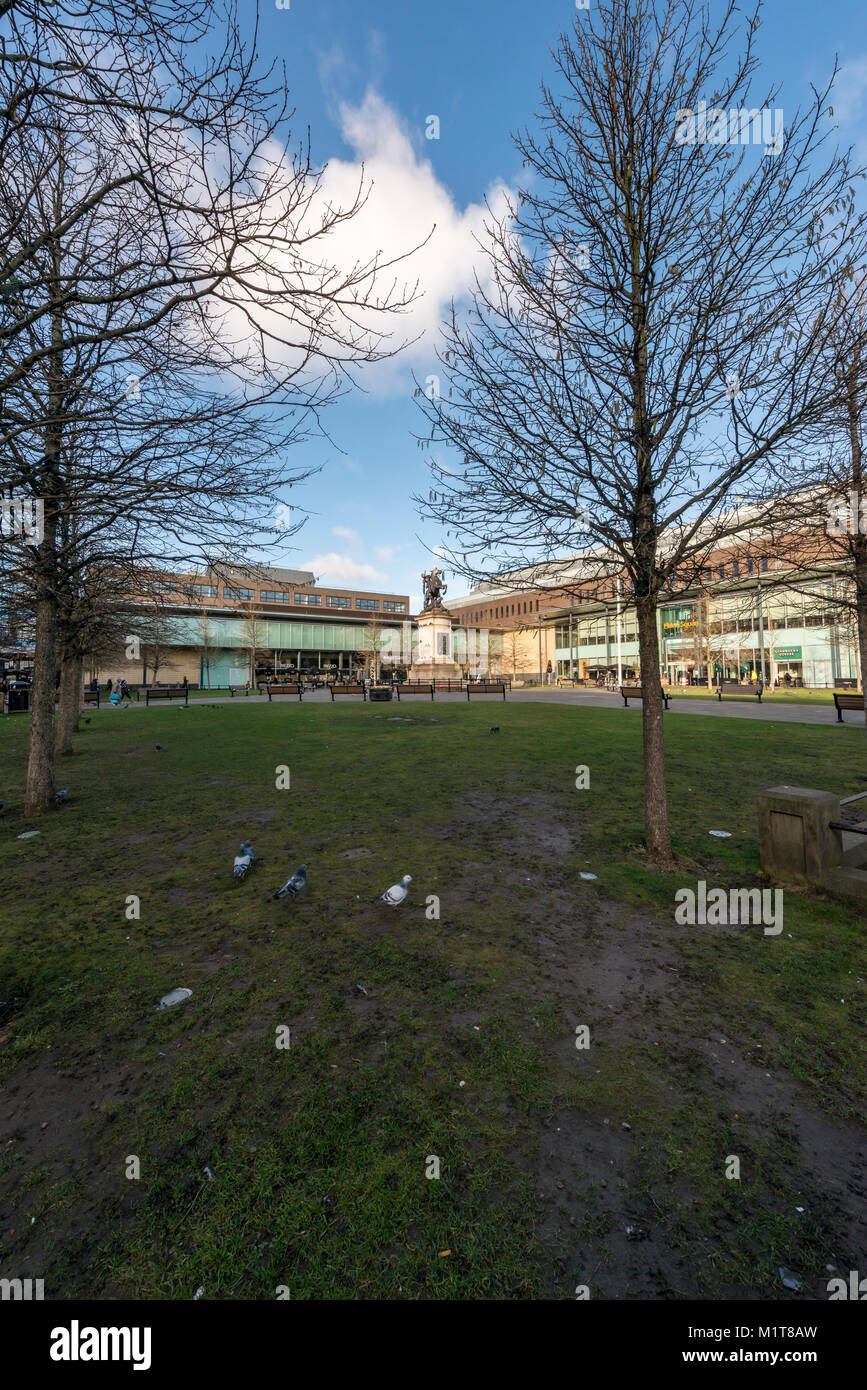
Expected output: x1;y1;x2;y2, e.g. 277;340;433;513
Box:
25;581;58;815
636;593;673;864
56;652;83;755
854;546;867;725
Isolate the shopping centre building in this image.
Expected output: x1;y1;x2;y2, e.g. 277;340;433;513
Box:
444;542;860;688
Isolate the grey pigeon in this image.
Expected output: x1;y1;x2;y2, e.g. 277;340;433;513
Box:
233;839;255;880
490;726;500;733
55;787;69;803
155;744;162;751
274;864;306;900
373;874;411;907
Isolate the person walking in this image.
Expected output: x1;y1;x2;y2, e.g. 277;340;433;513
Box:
106;677;113;695
119;678;133;702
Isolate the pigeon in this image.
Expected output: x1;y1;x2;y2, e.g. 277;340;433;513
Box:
155;744;162;751
233;839;255;879
274;864;306;900
490;725;500;733
84;718;91;725
55;787;69;804
373;874;411;907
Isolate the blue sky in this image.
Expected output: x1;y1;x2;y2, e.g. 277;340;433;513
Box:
248;0;867;610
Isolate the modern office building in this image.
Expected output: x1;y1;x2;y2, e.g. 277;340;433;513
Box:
92;566;413;686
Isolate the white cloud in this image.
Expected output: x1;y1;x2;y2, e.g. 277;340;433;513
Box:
301;551;387;586
332;525;360;544
374;543;400;560
322;91;512;392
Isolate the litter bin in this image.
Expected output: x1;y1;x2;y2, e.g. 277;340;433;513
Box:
7;685;30;713
368;685;393;702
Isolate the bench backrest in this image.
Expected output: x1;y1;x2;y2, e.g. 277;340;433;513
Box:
470;683;505;692
270;683;302;693
835;692;864;708
621;685;668;697
395;684;432;694
333;684;365;695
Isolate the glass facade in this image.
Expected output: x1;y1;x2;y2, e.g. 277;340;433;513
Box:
552;580;858;687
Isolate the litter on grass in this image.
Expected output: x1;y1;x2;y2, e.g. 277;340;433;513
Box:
708;830;732;838
158;988;192;1009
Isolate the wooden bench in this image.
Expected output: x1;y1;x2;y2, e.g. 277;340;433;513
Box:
834;692;865;723
146;686;189;705
330;683;366;701
466;681;507;701
433;679;465;691
83;689;100;707
266;683;303;702
717;681;762;703
228;684;251;697
621;684;669;710
395;683;434;700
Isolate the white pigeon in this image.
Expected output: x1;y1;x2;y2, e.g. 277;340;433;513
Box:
373;874;411;907
233;839;255;880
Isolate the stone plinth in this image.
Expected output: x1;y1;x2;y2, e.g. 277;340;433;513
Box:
409;608;462;681
757;786;842;883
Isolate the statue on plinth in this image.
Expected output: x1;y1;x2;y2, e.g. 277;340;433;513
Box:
421;566;448;611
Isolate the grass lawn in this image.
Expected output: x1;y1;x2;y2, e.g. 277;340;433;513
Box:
661;685;838;706
0;700;864;1300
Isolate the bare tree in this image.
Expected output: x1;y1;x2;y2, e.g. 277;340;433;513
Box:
414;0;867;862
0;10;421;813
238;601;267;687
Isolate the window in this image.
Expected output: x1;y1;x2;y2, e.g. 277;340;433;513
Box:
357;598;380;610
732;560;740;577
761;556;769;572
294;593;321;606
702;569;712;584
746;558;754;575
260;591;291;604
718;565;726;580
326;596;351;609
224;587;253;600
383;601;405;612
183;583;217;598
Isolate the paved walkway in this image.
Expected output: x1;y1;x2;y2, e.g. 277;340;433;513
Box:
84;688;860;727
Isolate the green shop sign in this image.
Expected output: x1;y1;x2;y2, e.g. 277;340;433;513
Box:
774;646;802;660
